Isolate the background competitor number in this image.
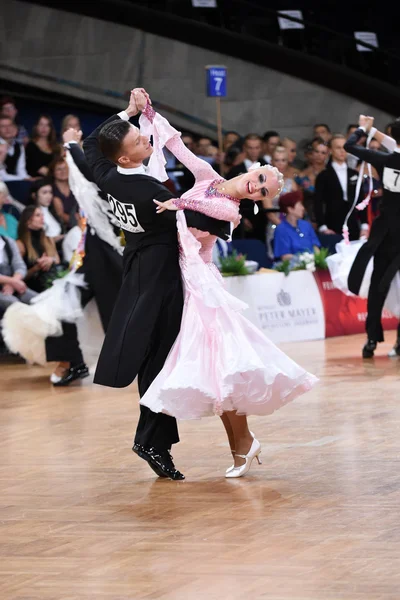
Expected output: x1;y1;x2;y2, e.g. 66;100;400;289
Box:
108;194;145;233
383;167;400;193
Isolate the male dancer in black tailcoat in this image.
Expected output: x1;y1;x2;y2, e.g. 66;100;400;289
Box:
345;115;400;358
83;89;231;480
45;131;123;386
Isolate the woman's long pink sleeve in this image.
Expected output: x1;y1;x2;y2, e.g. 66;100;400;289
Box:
142;103;238;222
142;103;218;181
173;188;239;222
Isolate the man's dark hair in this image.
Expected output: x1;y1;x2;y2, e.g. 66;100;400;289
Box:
262;130;279;142
181;131;194;141
390;118;400;145
0;96;16;109
347;124;358;134
314;123;331;133
99;119;132;162
224;140;243;168
224;130;240;138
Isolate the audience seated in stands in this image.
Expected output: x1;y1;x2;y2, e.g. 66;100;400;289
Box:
271;146;299;192
0;233;36;317
26;115;61;178
265;146;299;258
0;96;29;147
0;182;19;240
223;131;240;152
16;205;62;293
195;136;216;165
61;114;81;135
262;130;280;164
31;178;65;246
49;158;78;230
0;116;29;182
281;137;306;171
273;191;321;262
313;123;332;143
227;134;267;243
295;137;330;226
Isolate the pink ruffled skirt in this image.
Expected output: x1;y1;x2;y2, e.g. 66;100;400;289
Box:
140;213;318;420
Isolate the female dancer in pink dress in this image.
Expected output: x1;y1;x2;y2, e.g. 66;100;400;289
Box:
135;90;318;478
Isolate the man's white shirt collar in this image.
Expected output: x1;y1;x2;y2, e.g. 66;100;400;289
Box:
331;161;347;170
117;164;149;175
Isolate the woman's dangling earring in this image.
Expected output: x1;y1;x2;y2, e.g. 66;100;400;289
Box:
253;203;259;215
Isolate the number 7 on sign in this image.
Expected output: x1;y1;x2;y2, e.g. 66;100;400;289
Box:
214;77;223;92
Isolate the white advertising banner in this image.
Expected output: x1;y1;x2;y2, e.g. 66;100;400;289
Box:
224;271;325;343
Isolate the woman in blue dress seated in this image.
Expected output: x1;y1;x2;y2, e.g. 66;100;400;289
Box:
273;191;321;261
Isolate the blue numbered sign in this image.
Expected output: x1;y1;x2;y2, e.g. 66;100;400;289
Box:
206;65;227;97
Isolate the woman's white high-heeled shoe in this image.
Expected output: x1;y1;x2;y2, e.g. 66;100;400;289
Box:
226;431;255;475
225;437;262;479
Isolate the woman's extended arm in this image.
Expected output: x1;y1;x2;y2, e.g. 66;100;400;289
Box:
140;101;217;181
154;195;239;224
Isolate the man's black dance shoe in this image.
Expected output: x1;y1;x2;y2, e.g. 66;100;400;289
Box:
132;444;185;480
51;363;90;386
362;340;377;359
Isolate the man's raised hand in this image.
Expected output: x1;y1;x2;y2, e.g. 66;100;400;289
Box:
63;128;83;145
358;114;374;132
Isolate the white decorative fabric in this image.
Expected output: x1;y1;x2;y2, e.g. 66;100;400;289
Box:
138;111;181;182
41;206;62;237
65;152;123;255
2;272;87;365
326;239;400;317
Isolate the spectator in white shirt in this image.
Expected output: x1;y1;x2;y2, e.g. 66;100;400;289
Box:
314;134;367;240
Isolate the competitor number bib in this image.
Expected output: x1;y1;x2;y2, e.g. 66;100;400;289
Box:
108;194;145;233
383;167;400;193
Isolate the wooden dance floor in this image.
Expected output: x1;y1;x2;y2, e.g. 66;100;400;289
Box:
1;333;400;599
